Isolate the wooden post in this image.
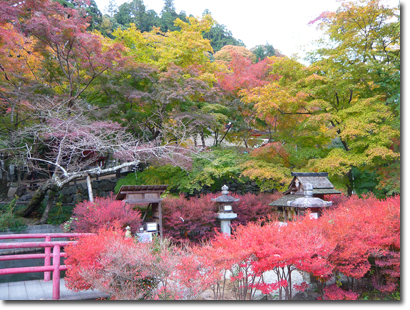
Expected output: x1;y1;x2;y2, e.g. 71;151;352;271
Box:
158;201;163;240
52;245;61;300
44;236;51;281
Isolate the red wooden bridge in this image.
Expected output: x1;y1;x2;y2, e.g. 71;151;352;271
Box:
0;233;108;300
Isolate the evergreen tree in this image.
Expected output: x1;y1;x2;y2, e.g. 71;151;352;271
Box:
251;43;277;62
200;10;244;53
114;0;159;32
54;0;102;31
114;2;132;26
159;0;187;32
105;0;118;17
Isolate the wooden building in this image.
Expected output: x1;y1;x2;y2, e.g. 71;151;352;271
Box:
115;185;168;238
269;172;341;221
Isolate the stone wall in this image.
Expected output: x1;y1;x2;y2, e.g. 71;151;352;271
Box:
58;178;119;204
15;176;274;204
16;178;119;205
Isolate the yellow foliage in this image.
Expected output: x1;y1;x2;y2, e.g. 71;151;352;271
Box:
214;45;256;63
113;15;215;72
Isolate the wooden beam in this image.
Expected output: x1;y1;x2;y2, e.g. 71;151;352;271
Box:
125;199;163;204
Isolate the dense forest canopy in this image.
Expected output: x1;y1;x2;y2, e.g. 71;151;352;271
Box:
0;0;400;219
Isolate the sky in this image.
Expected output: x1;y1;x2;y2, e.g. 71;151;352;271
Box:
93;0;400;61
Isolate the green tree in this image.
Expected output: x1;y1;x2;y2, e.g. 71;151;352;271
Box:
251;43;281;62
159;0;188;32
306;0;400;195
105;0;118;17
201;10;244;53
55;0;103;31
114;0;159;31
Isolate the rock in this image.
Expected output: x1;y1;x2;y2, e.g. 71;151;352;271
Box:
99;179;115;192
61;194;73;204
253;294;269;300
14;185;27;198
292;290;320;301
17;194;33;202
61;186;77;196
73;193;83;204
92;180;100;189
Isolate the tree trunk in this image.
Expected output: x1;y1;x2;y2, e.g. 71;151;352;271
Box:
16;166;21;186
39;187;58;224
17;180;51;217
0;164;10;201
243;137;248;149
200;132;206;148
86;174;94;202
346;168;354;196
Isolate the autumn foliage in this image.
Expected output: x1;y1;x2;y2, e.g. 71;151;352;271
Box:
64;224;186;300
320;194;400;293
161;192;281;244
69;195;142;233
65;194;400;300
162;194;219;243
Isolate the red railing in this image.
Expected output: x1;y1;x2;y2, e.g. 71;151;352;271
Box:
0;233;92;300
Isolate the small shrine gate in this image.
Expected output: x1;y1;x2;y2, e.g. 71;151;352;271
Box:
115;185;168;238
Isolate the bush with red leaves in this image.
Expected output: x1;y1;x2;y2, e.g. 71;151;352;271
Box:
321;284;358;300
320;194;400;293
69;195;142;233
162;192;281;244
232;192;282;226
64;224;207;300
162;194;219;243
324;193;350;207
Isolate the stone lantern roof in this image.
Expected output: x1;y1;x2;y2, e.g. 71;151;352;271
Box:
211;185;240;203
269;172;340;207
287;183;332;209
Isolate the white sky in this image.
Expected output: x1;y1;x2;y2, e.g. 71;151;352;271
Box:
94;0;400;61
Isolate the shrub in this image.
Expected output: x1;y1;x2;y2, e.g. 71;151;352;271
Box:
162;192;281;244
321;284;358;300
114;166;187;194
64;224;201;300
232;192;282;226
68;195;142;233
162;194;219;244
0;200;27;232
320;194;400;294
324;193;349;207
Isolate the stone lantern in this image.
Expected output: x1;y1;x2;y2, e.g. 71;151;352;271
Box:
212;185;239;236
287;183;332;219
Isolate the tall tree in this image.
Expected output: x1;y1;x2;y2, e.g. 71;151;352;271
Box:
159;0;187;32
55;0;103;31
251;43;283;62
0;0;125;209
105;0;118;17
201;10;244;53
242;0;400;197
306;0;400;195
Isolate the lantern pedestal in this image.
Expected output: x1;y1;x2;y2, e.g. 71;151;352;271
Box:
217;212;237;235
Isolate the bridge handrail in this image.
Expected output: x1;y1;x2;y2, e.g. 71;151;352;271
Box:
0;233;93;240
0;232;93;300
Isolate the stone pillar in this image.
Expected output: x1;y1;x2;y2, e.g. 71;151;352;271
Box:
217;213;237;236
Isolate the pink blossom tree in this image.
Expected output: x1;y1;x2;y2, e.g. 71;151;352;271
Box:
9;102;197;222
